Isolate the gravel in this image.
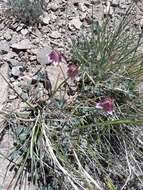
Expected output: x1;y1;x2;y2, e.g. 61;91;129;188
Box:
0;0;143;189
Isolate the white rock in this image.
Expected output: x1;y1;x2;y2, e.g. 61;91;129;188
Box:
8;59;19;67
112;0;119;7
49;2;59;11
37;47;52;65
78;3;86;12
21;29;29;36
3;52;17;61
16;24;24;32
104;1;111;15
0;40;9;54
11;66;23;77
49;31;61;39
41;12;50;24
4;32;12;41
42;16;50;25
11;39;32;50
69;17;82;30
49;12;57;22
140;18;143;28
30;55;36;61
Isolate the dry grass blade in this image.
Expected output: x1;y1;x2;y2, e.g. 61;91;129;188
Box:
42;123;80;190
73;149;103;190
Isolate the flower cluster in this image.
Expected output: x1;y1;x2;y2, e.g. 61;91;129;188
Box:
96;97;114;115
67;64;79;79
48;50;79;80
48;50;62;66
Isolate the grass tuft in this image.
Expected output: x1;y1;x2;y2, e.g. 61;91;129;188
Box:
7;0;45;24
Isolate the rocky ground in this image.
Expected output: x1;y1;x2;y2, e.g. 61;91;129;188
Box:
0;0;143;189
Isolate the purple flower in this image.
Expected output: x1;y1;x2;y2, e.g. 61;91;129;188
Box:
48;50;62;65
67;64;79;79
96;97;114;115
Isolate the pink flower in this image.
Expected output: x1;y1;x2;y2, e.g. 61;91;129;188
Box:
96;97;114;115
67;64;79;79
48;50;62;66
